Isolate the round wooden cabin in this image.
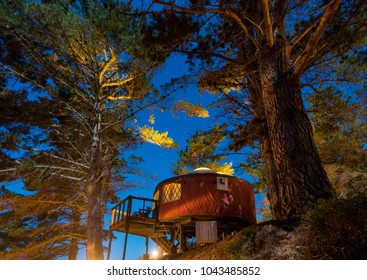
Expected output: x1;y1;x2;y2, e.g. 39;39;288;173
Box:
107;167;257;258
153;168;256;240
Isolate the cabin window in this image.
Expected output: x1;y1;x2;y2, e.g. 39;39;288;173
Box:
217;177;229;191
163;183;181;203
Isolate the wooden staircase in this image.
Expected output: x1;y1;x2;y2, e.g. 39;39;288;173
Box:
151;236;172;253
108;195;178;259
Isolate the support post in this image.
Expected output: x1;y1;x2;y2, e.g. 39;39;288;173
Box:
179;223;186;251
122;197;132;260
107;228;113;260
143;237;150;260
122;228;129;260
145;237;149;255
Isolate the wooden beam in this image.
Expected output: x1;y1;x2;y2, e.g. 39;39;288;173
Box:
122;222;130;260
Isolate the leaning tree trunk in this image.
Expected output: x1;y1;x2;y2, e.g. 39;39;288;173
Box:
255;46;334;220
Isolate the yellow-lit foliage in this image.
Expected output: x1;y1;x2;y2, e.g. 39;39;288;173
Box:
174;100;209;118
140;126;178;149
148;113;155;124
207;162;235;176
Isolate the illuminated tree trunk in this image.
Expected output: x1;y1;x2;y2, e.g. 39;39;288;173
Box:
256;46;334;220
86;101;104;260
68;211;81;260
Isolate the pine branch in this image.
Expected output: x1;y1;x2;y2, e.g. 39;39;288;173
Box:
27;199;86;211
101;90;172;133
98;52;118;85
294;0;341;78
31;148;90;169
171;46;237;64
259;0;274;48
63;140;90;165
55;99;93;136
48;172;84;181
0;168;16;173
33;164;87;175
304;2;367;71
287;15;323;54
153;0;260;49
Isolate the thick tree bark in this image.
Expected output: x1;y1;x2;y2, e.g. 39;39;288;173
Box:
86;103;104;260
86;179;104;259
255;46;334;220
248;76;279;214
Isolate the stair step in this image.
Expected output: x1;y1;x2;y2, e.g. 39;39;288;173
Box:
152;236;171;253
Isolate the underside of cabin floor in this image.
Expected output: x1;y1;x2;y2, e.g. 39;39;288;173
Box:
110;215;168;238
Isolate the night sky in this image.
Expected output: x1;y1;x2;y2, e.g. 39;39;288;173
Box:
102;54;265;260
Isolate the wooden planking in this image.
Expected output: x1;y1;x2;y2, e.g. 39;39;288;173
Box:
110;216;166;238
196;221;218;243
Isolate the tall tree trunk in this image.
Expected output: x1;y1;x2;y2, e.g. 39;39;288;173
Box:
86;179;103;259
256;47;334;220
86;104;104;260
68;211;80;260
248;76;279;213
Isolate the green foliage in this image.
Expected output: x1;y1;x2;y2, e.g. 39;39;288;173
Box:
298;187;367;259
238;153;266;193
0;183;82;260
172;124;234;175
174;100;209;118
205;230;258;260
307;86;367;170
151;0;367;221
219;231;258;260
0;0;169;259
15;160;36;173
203;221;299;260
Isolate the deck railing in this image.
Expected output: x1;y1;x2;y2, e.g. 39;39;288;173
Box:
110;196;159;226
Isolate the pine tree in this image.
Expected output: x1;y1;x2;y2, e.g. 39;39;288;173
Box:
0;0;176;259
145;0;366;220
0;88;86;259
307;86;367;193
172;124;234;175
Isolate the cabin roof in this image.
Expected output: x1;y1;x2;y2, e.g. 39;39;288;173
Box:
154;167;251;194
191;167;216;173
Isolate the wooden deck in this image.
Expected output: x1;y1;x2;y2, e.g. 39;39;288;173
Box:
107;195;185;259
110;215;167;238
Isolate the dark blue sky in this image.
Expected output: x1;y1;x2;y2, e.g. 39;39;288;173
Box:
2;51;263;261
103;54;265;260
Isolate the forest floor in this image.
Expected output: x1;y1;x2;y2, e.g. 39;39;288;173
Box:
161;174;367;260
161;208;366;260
162;221;302;260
